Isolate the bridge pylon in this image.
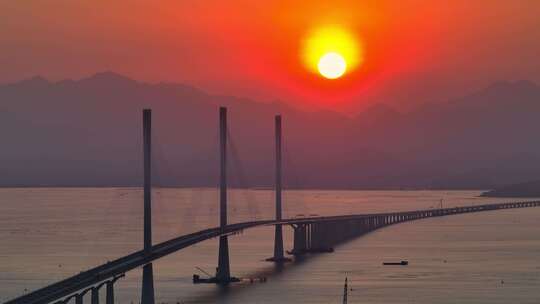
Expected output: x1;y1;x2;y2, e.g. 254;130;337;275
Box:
192;107;240;285
216;107;232;282
267;115;291;263
141;109;155;303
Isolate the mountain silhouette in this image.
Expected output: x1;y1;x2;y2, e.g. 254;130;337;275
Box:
1;73;539;189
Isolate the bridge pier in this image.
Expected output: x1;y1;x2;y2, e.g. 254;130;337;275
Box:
216;235;231;281
106;281;114;304
310;223;320;250
74;287;93;304
365;217;370;230
293;224;307;254
142;263;155;304
313;222;334;253
91;287;99;304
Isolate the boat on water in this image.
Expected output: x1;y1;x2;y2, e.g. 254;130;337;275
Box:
382;260;408;266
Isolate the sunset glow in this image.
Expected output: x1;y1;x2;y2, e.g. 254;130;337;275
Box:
1;2;539;112
302;26;362;79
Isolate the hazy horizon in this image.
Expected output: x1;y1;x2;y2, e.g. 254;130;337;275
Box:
1;72;539;189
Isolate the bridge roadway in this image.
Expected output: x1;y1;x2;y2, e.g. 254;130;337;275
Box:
6;200;540;304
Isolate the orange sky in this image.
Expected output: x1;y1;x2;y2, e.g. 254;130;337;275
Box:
1;1;539;112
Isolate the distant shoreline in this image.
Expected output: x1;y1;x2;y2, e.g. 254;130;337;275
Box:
480;181;540;198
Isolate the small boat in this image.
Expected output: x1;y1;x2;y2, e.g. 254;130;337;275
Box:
192;274;241;284
192;267;241;284
383;260;408;266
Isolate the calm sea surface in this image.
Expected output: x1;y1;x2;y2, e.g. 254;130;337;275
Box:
1;188;540;303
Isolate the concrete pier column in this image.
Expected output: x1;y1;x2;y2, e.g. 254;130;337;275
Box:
91;287;99;304
106;281;114;304
309;223;317;249
291;224;307;255
75;294;83;304
347;220;355;239
216;236;231;281
141;263;155;304
307;224;312;250
328;222;337;246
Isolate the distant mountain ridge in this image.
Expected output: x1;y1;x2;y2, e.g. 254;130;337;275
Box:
1;72;539;189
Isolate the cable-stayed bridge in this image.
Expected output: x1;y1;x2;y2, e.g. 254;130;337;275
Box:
5;108;540;304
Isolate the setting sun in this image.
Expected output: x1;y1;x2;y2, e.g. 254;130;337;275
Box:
318;52;346;79
302;26;362;79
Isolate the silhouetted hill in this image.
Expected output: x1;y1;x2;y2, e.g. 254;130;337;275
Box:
1;74;539;189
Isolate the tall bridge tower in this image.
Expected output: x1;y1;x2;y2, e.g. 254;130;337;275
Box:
141;109;155;304
216;106;232;282
267;115;291;262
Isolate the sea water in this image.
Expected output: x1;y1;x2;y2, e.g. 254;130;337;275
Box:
1;188;539;303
